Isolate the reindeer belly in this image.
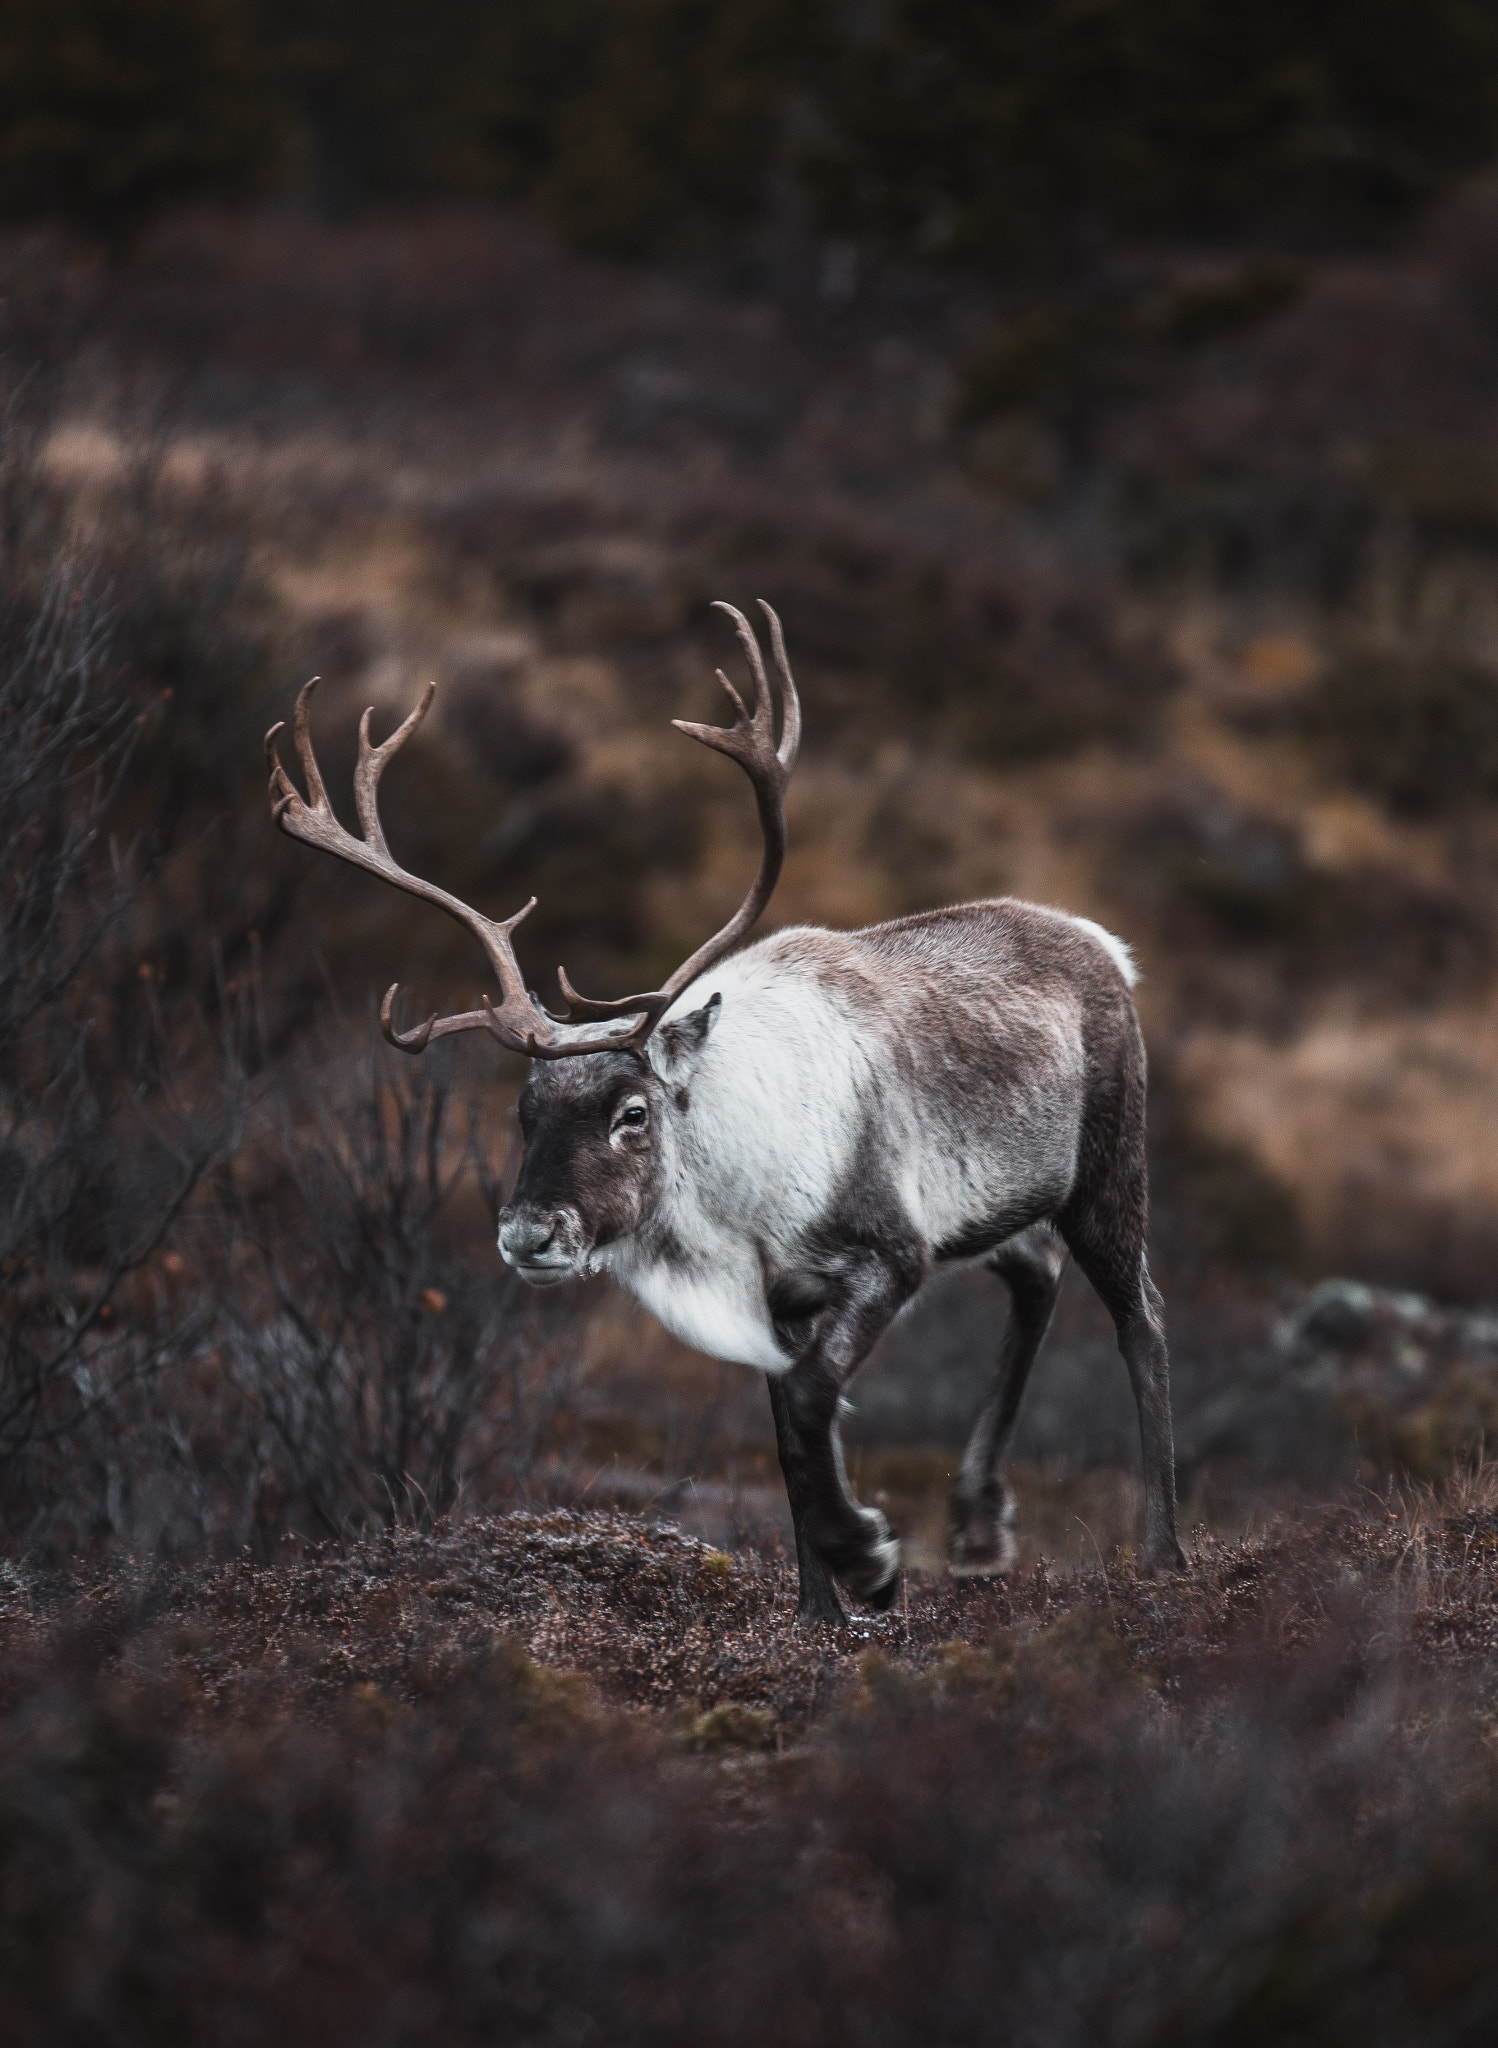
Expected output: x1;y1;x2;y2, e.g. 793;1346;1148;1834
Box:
910;1115;1078;1257
621;1254;789;1374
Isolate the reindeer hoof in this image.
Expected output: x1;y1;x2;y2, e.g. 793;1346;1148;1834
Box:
948;1552;1012;1580
841;1524;901;1606
794;1603;846;1629
947;1530;1017;1578
948;1511;1018;1579
859;1567;901;1613
1138;1538;1188;1576
794;1578;848;1627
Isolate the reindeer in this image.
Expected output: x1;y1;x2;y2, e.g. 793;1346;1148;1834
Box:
266;602;1186;1623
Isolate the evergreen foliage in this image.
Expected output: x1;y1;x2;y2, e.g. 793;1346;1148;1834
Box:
0;0;278;243
810;0;1498;433
811;0;1498;273
534;0;832;258
258;0;609;216
4;1;1498;275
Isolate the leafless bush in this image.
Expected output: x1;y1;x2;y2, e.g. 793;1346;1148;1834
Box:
217;1039;580;1543
0;386;225;1552
0;355;584;1562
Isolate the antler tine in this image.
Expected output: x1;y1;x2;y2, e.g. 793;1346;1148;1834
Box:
551;967;672;1028
674;684;749;764
711;599;773;734
759;600;801;770
381;984;437;1053
671;656;763;767
714;666;751;726
356;681;434;857
672;601;796;769
550;599;800;1029
382;990;549;1056
265;677;324;822
379;892;542;1056
291;676;330;809
265;721;294;817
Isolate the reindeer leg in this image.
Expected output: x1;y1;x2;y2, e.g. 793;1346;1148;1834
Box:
948;1222;1068;1576
1052;1004;1186;1576
1112;1262;1186;1573
1060;1219;1186;1576
769;1244;921;1624
767;1378;847;1625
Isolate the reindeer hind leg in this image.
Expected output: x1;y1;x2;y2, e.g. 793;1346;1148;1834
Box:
948;1222;1068;1577
1059;1185;1186;1575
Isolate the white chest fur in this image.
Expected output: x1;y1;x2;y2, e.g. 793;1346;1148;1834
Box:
595;955;876;1374
606;1242;789;1373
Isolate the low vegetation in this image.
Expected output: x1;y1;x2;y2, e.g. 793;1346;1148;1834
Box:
6;1486;1498;2044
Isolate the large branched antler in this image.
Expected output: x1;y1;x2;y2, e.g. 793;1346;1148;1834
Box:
265;675;553;1056
547;600;800;1044
264;599;801;1063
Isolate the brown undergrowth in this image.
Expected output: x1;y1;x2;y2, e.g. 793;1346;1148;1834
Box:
6;1494;1496;1733
4;1493;1498;2044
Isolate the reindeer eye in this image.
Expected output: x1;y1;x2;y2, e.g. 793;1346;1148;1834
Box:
612;1101;648;1136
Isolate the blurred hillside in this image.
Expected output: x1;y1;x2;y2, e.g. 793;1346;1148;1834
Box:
15;185;1498;1305
7;4;1498;1568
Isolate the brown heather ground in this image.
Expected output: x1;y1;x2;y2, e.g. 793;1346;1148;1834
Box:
7;1491;1498;1734
5;1490;1498;2044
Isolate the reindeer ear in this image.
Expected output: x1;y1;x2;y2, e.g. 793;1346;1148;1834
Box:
653;991;722;1077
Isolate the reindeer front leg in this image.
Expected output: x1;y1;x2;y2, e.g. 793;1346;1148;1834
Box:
767;1378;852;1624
766;1244;922;1625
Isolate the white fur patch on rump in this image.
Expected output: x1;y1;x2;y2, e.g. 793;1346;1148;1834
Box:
1065;914;1139;987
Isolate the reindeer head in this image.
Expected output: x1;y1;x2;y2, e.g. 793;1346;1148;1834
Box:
495;993;722;1282
265;602;797;1282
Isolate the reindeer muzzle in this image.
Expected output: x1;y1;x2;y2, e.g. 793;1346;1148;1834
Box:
497;1204;591;1284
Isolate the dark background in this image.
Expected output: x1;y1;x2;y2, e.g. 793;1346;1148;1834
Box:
8;0;1498;1557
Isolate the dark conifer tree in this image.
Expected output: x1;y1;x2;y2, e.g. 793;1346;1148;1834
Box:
0;0;279;245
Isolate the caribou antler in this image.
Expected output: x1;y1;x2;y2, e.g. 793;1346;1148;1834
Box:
264;599;800;1062
265;675;560;1057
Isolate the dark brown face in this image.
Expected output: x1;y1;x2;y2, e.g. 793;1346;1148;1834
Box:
496;1050;664;1285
